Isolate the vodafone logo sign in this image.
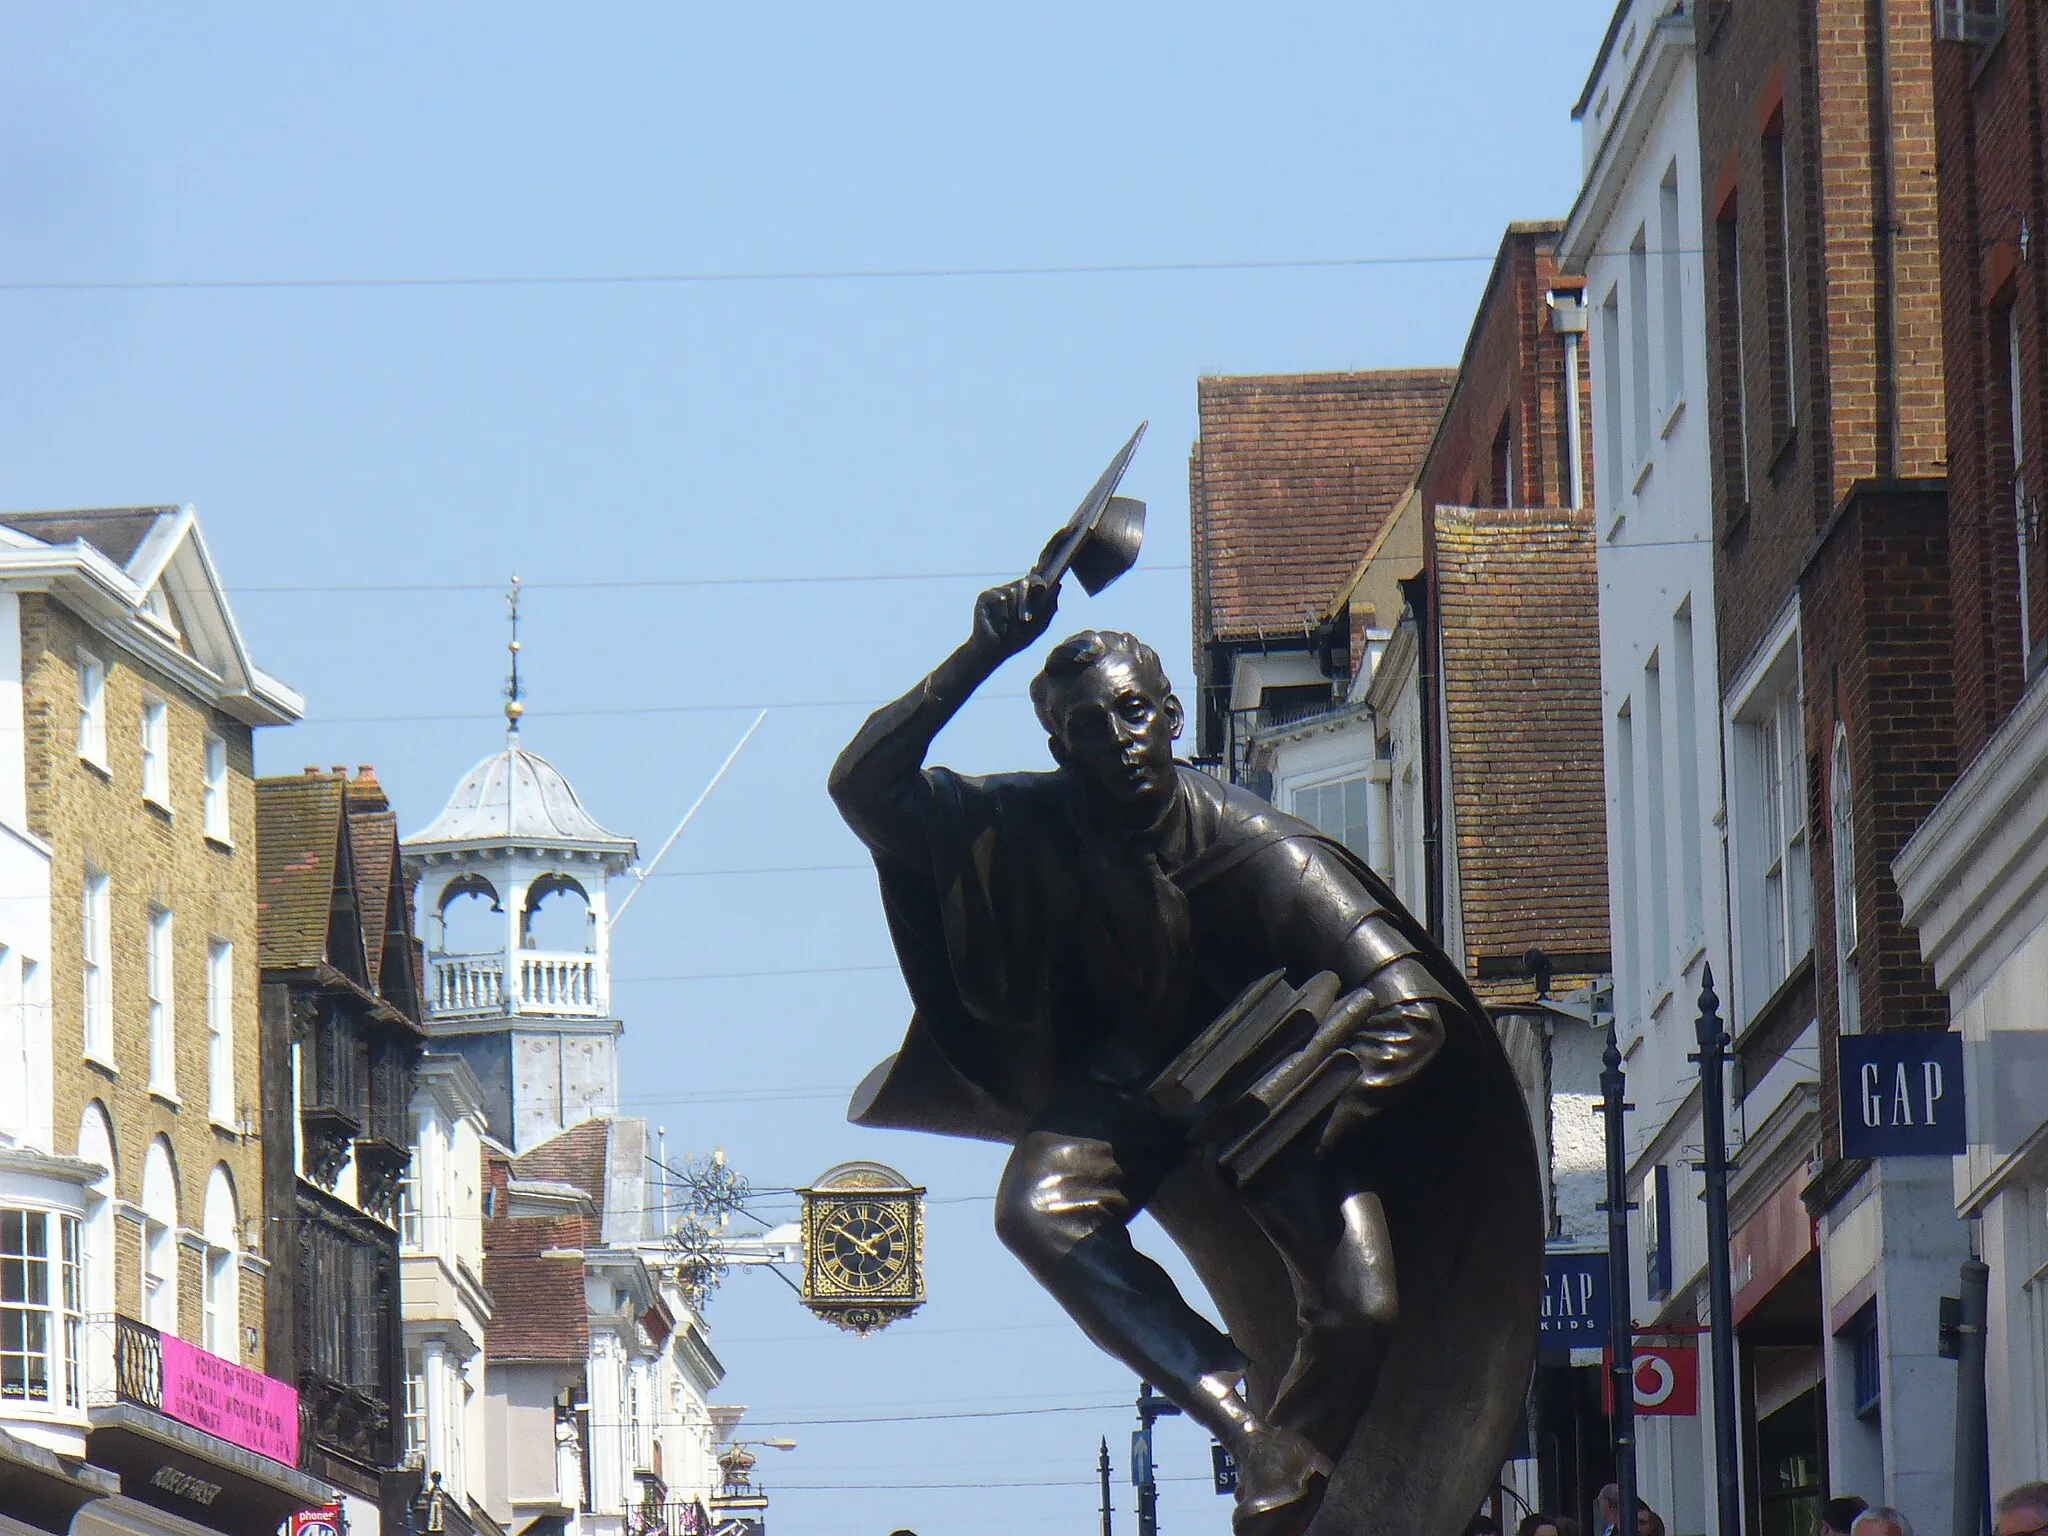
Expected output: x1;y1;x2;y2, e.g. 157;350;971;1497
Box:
1601;1345;1699;1416
1633;1353;1679;1408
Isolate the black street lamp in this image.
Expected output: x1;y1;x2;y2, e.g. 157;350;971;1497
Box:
1692;966;1741;1536
1600;1020;1639;1536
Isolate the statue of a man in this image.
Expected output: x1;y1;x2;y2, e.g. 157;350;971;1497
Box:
831;577;1541;1536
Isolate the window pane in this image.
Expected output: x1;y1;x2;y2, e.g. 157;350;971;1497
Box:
1343;778;1369;855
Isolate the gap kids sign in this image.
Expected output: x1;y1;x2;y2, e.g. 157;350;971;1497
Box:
1540;1250;1608;1348
1838;1030;1966;1159
158;1334;300;1466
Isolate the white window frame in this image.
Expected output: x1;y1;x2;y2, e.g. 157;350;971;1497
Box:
403;1355;427;1468
1831;723;1861;1036
1601;285;1626;512
1660;163;1686;414
2012;310;2034;672
1630;225;1654;469
1288;767;1374;861
140;1141;177;1337
1643;652;1672;1001
0;1208;84;1409
206;939;233;1126
146;906;175;1097
75;650;106;769
201;1245;232;1357
1614;701;1642;1019
140;697;170;808
202;733;229;842
81;869;112;1066
1727;608;1812;1025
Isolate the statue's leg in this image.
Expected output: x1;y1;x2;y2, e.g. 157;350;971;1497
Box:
995;1125;1247;1420
995;1115;1331;1530
1246;1162;1399;1461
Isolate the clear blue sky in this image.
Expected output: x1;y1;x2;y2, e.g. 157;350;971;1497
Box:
0;5;1614;1531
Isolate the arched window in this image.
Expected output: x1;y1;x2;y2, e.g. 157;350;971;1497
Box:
74;1104;115;1320
202;1167;239;1360
435;874;501;955
75;1104;115;1403
140;1139;179;1335
1831;723;1861;1036
521;873;591;954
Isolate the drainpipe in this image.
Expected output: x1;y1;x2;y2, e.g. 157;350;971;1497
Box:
1550;288;1590;509
1404;574;1445;944
1872;0;1901;477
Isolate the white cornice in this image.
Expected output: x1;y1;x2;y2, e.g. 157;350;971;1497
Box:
1561;9;1696;274
1895;671;2048;1004
0;532;302;727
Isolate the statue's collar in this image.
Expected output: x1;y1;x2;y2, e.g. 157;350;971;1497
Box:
1061;771;1194;866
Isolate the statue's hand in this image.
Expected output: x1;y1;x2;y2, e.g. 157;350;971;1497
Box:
970;577;1058;662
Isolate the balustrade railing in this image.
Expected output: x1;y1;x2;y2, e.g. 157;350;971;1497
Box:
428;950;604;1017
78;1312;163;1411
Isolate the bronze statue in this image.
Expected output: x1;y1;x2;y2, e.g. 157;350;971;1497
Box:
828;450;1541;1536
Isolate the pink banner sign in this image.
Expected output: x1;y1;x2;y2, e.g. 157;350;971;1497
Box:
157;1334;300;1466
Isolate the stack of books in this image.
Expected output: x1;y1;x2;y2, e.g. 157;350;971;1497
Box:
1148;968;1371;1184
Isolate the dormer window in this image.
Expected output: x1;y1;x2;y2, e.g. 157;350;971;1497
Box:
140;583;178;637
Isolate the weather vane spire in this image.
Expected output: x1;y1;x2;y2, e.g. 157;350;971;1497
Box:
504;575;524;738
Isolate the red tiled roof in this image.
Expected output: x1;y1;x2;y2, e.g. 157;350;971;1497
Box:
1191;371;1455;649
1433;504;1610;969
484;1143;593;1363
512;1119;611;1209
483;1242;589;1363
255;775;347;972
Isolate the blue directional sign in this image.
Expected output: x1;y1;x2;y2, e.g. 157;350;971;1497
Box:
1541;1249;1609;1347
1838;1030;1966;1159
1212;1443;1238;1494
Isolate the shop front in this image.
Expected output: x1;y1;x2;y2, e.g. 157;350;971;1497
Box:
1733;1151;1825;1536
74;1315;333;1536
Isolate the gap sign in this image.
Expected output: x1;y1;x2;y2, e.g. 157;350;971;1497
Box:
1541;1250;1609;1346
1838;1030;1966;1159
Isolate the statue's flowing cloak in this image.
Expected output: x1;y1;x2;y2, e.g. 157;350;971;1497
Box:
849;764;1542;1536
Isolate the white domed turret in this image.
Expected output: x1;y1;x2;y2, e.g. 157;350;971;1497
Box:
403;743;638;1151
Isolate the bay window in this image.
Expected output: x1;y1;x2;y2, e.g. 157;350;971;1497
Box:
1;1208;84;1408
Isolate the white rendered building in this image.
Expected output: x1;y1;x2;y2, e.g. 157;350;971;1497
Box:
1562;3;1734;1531
399;1053;493;1518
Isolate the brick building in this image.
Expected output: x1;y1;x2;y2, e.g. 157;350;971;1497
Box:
0;507;332;1536
1187;223;1611;1524
1695;0;1960;1525
1188;368;1453;781
1895;0;2048;1500
1399;223;1611;1526
257;767;427;1533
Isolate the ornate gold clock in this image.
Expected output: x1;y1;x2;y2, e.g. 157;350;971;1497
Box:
799;1161;926;1335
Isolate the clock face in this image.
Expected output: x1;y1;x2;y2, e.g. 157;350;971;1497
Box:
813;1199;914;1295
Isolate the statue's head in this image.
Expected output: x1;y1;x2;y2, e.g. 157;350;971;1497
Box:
1031;630;1184;823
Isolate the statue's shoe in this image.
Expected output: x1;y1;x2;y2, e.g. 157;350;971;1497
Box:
1230;1423;1333;1536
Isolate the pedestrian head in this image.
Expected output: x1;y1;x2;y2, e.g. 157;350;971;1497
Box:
1851;1508;1913;1536
1996;1483;2048;1536
1824;1496;1870;1536
1031;630;1183;822
1555;1520;1583;1536
1635;1507;1665;1536
1517;1515;1561;1536
1596;1485;1620;1531
1463;1518;1501;1536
